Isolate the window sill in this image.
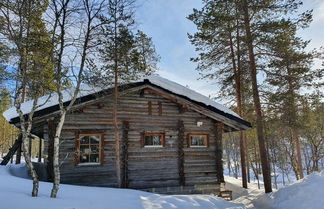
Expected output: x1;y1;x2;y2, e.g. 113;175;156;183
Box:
189;146;208;148
144;145;163;148
76;163;101;167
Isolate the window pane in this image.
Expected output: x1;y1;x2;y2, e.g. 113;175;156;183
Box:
90;154;99;163
191;137;198;146
144;135;161;146
145;136;153;145
90;145;99;153
80;136;89;144
191;135;206;146
80;154;89;163
80;145;91;154
152;136;161;145
90;135;100;144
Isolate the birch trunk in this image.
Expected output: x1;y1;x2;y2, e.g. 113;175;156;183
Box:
21;134;39;197
50;111;66;198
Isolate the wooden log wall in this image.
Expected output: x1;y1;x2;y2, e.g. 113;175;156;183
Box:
215;123;225;183
121;121;129;188
177;120;185;186
42;89;223;192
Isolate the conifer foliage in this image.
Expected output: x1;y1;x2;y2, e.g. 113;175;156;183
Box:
188;0;322;193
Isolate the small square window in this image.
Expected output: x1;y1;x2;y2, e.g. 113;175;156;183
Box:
77;134;102;164
143;133;164;147
189;134;208;147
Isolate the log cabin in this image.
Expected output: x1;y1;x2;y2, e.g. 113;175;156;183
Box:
3;75;251;195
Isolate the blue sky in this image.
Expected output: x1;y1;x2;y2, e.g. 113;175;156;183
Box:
135;0;324;101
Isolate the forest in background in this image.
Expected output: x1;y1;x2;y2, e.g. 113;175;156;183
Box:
188;0;324;191
0;0;323;197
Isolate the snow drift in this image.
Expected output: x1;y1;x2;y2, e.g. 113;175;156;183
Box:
254;170;324;209
0;164;245;209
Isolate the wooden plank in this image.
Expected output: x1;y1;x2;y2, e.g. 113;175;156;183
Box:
121;121;129;188
177;120;185;186
215;122;225;183
47;120;55;181
158;101;162;116
38;137;42;162
0;134;22;165
148;101;152;115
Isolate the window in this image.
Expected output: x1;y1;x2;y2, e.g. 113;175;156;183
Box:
188;134;208;147
78;134;102;164
143;133;165;147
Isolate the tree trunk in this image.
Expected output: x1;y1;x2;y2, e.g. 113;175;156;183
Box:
229;26;247;188
29;137;32;157
293;129;303;179
113;65;121;187
242;0;272;193
245;134;250;183
21;135;39;197
50;111;66;198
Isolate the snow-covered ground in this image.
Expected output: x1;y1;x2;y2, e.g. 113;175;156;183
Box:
0;163;323;209
225;171;324;209
0;164;245;209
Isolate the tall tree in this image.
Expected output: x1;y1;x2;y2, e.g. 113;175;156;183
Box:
238;0;313;192
264;17;316;179
0;0;54;196
189;0;314;193
93;0;159;187
240;0;272;192
300;96;324;173
188;0;250;188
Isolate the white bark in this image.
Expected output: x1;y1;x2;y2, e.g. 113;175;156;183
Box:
50;111;66;198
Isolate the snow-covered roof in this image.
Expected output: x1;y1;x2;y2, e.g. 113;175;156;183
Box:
146;75;241;118
3;75;242;123
3;85;101;122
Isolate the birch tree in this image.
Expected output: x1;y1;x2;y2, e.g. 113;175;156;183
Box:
48;0;105;198
0;0;54;196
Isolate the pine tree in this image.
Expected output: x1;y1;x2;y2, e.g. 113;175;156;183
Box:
188;0;315;193
299;96;324;173
188;0;251;189
264;12;318;180
92;0;159;187
0;43;9;85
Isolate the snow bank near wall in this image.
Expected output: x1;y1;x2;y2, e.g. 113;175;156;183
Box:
0;164;246;209
255;170;324;209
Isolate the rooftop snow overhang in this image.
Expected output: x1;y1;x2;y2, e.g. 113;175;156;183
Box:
3;76;252;131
